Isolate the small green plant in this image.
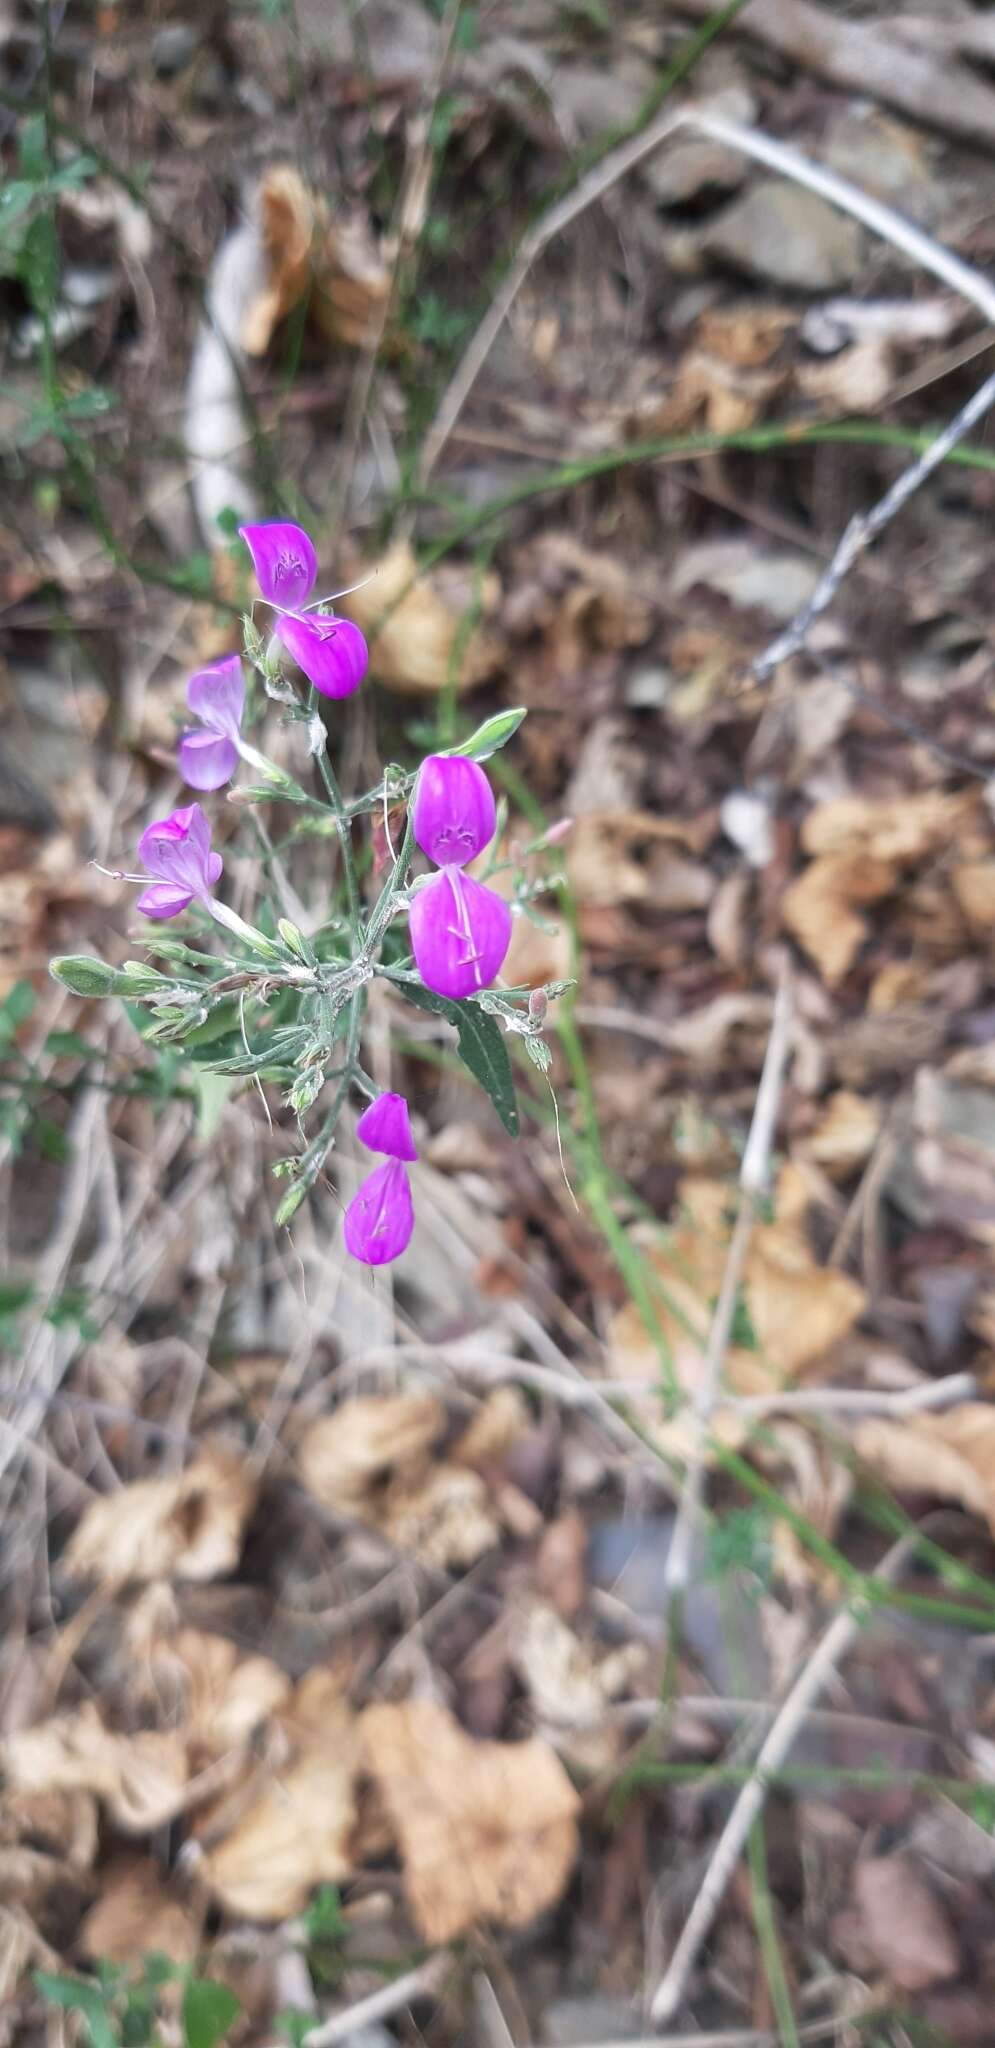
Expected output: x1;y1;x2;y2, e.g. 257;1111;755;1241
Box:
36;1958;240;2048
302;1882;347;1991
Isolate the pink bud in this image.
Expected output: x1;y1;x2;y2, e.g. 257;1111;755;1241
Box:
239;521;317;612
356;1091;418;1161
413;754;497;869
344;1159;414;1265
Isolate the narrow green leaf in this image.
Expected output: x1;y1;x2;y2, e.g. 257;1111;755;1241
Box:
182;1975;241;2048
448;706;526;762
21;210;59;315
402;983;518;1135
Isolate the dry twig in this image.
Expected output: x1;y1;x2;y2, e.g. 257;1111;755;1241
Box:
648;1533;914;2025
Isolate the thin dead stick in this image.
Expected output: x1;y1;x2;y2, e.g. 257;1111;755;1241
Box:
416;105;684;484
662;969;794;1616
420;100;995;486
303;1953;450;2048
730;1370;976;1420
648;1532;914;2027
754;365;995;679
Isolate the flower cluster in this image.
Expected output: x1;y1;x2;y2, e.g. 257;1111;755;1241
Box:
344;1092;417;1265
409;755;512;1000
79;520;546;1274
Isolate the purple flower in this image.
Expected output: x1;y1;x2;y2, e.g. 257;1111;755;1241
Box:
135;803;223;920
413;754;496;867
409;868;512;1001
407;754;512;1000
274;610;368;700
238;521;317;612
239;518;370;701
178;654;245;790
355;1091;418;1161
344;1158;414;1265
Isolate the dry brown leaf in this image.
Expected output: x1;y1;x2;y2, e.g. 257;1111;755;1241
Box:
868;960;929;1012
854;1404;995;1535
797;336;894;412
452;1387;530;1469
166;1630;290;1760
341;540;501;696
243;168;388;356
951;861;995;936
511;1602;646;1729
2;1706;189;1833
807;1090;881;1176
382;1463;500;1568
198;1669;359;1920
298;1393;442;1511
746;1224;866;1376
801;792;972;863
64;1446;256;1586
80;1858;199;1966
361;1697;580;1942
782;852;894;985
853;1854;959;1991
608;1180;865;1456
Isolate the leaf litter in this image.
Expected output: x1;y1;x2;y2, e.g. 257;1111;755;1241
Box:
7;0;995;2041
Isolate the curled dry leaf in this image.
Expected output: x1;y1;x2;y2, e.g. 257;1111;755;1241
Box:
511;1601;646;1729
608;1178;865;1456
361;1697;580;1943
746;1223;866;1378
242;167;389;356
162;1629;291;1762
64;1445;256;1586
801;792;974;864
782;851;894;985
952;860;995;936
452;1386;530;1468
298;1393;443;1512
807;1089;881;1176
299;1392;500;1569
198;1669;358;1920
341;540;502;696
2;1705;189;1833
854;1403;995;1537
852;1853;959;1992
382;1463;500;1569
80;1857;199;1966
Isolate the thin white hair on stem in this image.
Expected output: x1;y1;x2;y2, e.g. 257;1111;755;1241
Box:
240;986;272;1131
547;1074;579;1212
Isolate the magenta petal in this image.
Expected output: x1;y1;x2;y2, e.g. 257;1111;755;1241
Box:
343;1159;414;1265
178;730;239;791
356;1091;418;1161
186;654;245;737
413;754;497;868
409;869;512;1001
138;803;222;897
135;882;194;920
275;612;368;699
239;521;317;610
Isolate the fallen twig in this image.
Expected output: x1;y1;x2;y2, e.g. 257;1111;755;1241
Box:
754;367;995;681
303;1951;450;2047
662;966;794;1619
648;1533;914;2026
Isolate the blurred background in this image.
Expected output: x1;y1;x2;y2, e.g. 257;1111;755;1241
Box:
3;3;995;2044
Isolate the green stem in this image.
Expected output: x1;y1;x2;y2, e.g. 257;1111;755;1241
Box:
748;1816;800;2048
309;693;364;947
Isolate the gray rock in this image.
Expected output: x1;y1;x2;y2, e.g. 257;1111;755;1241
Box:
702;180;863;292
544;1995;644;2046
151;23;199;74
643;136;746;207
